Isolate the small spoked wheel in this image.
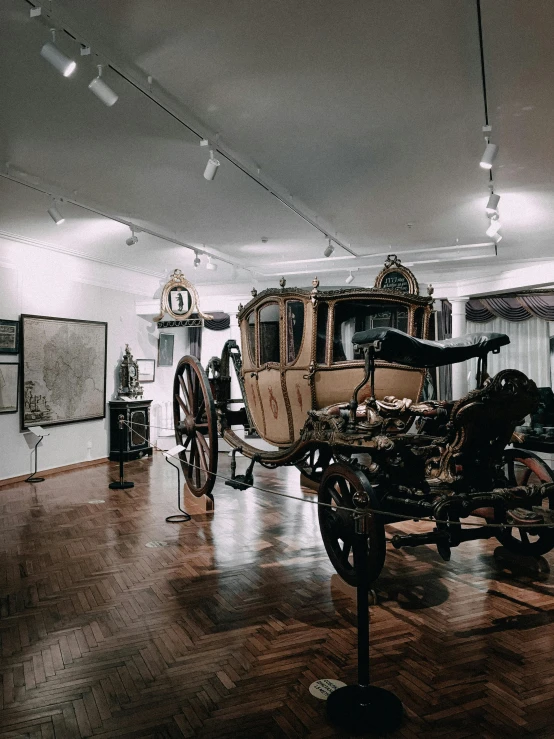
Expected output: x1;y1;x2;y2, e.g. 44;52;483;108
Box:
496;448;554;556
318;463;386;586
173;356;218;498
296;447;333;489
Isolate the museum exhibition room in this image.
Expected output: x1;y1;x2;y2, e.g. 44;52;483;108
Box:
2;1;554;737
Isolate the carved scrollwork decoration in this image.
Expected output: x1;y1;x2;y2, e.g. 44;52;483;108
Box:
153;269;213;322
374;255;419;295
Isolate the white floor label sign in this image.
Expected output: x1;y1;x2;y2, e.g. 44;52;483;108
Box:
309;679;347;700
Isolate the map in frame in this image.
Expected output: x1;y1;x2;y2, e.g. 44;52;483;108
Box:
21;315;107;428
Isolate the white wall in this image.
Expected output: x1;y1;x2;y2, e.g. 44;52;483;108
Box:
0;236;189;480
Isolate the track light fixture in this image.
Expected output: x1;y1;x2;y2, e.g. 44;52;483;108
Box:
88;65;118;107
200;139;220;181
193;252;201;268
40;30;76;78
485;218;501;238
345;271;354;284
47;200;65;225
486;192;500;214
480;142;498;170
125;227;138;246
206;256;217;271
491;233;502;244
324;238;334;258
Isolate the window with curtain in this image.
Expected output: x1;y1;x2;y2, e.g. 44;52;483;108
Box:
466;316;551;389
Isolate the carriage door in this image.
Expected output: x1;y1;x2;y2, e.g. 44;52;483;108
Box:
256;302;291;445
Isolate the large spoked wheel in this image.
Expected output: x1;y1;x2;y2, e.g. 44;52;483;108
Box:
318;463;386;586
173;356;218;498
496;448;554;556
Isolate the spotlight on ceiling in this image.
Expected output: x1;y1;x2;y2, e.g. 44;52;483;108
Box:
125;227;138;246
203;151;220;181
40;31;76;77
47;201;65;225
324;238;334;258
480;142;498;169
88;65;118;107
206;256;217;271
193;252;201;268
486;192;500;214
492;233;502;244
485;217;501;238
345;271;354;284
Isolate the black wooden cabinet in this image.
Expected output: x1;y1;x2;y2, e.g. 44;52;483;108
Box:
109;399;153;461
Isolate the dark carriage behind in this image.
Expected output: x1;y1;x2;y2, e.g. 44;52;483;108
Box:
173;257;554;585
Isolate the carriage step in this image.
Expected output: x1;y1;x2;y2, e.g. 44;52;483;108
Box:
225;474;254;491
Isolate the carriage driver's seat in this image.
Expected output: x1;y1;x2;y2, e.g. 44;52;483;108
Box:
352;327;509;369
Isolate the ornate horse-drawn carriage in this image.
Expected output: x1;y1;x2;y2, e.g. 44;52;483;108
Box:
173;256;554;585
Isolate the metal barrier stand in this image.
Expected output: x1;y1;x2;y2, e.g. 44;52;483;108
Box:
164;445;191;523
326;490;403;734
109;414;134;490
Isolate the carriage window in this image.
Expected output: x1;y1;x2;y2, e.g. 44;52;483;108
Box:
316;303;329;364
259;302;280;364
246;311;256;364
333;301;409;362
286;301;304;364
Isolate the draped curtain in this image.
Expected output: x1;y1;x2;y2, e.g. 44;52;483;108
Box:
466;294;554;322
188;326;202;359
466;316;551;388
438;299;452;400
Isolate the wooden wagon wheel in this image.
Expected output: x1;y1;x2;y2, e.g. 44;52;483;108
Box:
296;447;333;489
495;448;554;556
173;355;218;498
318;463;386;586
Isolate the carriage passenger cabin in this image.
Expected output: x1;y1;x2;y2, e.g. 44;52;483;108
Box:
237;257;434;446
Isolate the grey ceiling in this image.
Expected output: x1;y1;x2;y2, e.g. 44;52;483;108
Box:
1;0;553;287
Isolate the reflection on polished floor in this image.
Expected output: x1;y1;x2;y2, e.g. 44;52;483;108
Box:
1;452;554;738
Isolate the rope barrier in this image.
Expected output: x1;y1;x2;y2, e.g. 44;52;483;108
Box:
121;419;554;531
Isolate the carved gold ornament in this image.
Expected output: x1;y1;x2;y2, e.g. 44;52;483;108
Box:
153;269;213;322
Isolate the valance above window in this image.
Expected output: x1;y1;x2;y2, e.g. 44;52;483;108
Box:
466;294;554;322
204;312;231;331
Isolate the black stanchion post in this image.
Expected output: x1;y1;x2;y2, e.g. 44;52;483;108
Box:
109;414;134;490
26;434;45;483
326;490;403;735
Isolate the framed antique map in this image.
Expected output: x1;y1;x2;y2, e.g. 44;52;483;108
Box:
0;363;19;413
0;320;19;354
21;315;107;429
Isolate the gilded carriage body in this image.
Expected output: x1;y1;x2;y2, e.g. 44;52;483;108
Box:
238;262;433;446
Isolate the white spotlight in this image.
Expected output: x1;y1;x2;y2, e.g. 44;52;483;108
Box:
206;256;217;271
492;233;502;244
345;271;354;284
47;202;64;225
88;65;118;107
193;253;201;268
40;35;76;78
125;227;138;246
485;218;501;237
486;193;500;214
204;151;220;181
324;238;334;258
480;142;498;169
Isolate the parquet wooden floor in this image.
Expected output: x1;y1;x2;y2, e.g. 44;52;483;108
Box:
1;452;554;738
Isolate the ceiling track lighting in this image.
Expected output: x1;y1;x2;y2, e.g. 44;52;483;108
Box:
345;271;354;284
485;218;501;238
125;227;138;246
47;200;65;225
206;256;217;271
324;238;335;258
486;192;500;214
200;139;220;181
193;252;201;268
88;65;118;107
40;29;76;78
480;141;498;170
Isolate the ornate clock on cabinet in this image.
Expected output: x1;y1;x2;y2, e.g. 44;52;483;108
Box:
109;345;152;461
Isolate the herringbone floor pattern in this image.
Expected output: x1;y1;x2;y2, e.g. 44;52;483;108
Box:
1;452;554;738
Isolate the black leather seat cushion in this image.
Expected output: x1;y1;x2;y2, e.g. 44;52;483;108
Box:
351;327;510;368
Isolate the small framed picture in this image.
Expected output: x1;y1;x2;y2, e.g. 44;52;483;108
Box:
137;358;156;383
158;333;175;367
0;320;19;354
0;363;19;413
